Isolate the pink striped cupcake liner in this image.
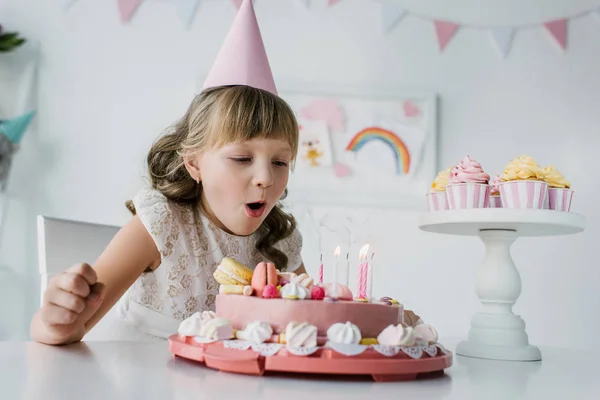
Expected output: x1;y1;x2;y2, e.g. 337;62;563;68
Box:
445;183;490;209
547;188;574;212
489;195;502;208
426;192;448;211
498;180;548;209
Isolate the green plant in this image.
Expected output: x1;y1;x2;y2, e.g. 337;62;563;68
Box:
0;25;26;53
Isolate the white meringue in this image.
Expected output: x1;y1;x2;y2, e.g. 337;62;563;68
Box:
377;324;417;346
197;317;234;341
280;282;311;300
326;322;362;345
285;322;318;347
177;312;204;337
236;321;273;344
413;323;438;344
290;273;314;289
201;311;216;323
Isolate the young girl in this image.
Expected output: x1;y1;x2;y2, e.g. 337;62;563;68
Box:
31;82;307;344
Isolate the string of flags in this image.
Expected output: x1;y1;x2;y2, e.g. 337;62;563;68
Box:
60;0;599;58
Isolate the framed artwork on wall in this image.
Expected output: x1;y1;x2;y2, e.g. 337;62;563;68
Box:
278;82;439;209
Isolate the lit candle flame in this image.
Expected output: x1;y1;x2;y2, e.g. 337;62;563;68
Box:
334;246;341;257
359;244;370;260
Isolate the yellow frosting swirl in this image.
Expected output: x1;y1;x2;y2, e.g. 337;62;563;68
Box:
431;167;451;192
541;164;570;188
500;155;543;181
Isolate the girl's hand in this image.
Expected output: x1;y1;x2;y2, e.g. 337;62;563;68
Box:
38;263;106;343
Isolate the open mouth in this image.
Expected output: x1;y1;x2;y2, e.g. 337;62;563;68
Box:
245;202;266;218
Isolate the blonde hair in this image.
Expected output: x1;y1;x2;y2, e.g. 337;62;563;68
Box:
131;85;300;270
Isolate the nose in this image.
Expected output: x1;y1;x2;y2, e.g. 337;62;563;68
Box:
252;162;274;189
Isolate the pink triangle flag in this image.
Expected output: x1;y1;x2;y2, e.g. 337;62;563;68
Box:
434;20;459;51
544;19;567;50
118;0;144;23
327;0;343;6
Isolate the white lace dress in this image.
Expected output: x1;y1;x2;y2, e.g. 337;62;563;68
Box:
110;188;303;341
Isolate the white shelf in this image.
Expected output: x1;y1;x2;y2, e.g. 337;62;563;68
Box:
418;208;586;362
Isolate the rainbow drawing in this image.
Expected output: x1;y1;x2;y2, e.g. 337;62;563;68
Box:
345;126;411;175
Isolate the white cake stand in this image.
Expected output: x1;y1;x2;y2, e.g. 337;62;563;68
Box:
419;208;585;362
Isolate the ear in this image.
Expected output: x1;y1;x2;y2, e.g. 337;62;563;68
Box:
183;150;202;182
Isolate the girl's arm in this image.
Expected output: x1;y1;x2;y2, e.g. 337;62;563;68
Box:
30;215;160;345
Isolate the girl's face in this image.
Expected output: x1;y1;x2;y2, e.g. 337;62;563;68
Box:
196;138;292;236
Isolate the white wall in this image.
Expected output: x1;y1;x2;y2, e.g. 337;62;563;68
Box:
0;0;598;347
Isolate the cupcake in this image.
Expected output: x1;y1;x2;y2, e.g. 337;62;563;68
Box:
445;156;491;209
488;175;503;208
541;164;573;212
426;167;451;211
498;155;547;209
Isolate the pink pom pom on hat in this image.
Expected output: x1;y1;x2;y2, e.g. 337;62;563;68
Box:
202;0;278;95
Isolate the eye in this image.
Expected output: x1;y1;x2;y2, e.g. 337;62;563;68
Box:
230;157;251;164
273;160;289;167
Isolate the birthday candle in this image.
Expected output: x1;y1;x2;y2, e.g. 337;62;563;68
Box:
366;252;374;300
345;252;350;287
318;254;323;285
358;244;370;298
333;246;340;298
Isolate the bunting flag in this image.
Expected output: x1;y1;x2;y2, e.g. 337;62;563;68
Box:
57;1;597;57
434;21;459;51
544;19;567;51
381;1;407;33
490;27;515;59
118;0;144;23
174;0;200;29
0;111;36;145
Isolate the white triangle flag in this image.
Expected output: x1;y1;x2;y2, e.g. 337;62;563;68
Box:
381;1;407;33
490;27;515;59
296;0;310;8
592;7;600;22
174;0;200;29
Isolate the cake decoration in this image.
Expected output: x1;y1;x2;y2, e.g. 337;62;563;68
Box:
290;273;314;289
327;321;362;345
261;284;280;299
413;323;439;345
177;312;204;337
251;261;279;296
310;285;325;300
541;164;570;188
213;257;254;286
285;322;318;347
219;284;253;296
280;281;311;300
236;321;273;344
193;317;235;343
377;325;417;346
543;164;574;211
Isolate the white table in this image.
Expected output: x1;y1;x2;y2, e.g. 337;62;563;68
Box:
2;339;598;399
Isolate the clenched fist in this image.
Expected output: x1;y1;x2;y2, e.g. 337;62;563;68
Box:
36;263;106;344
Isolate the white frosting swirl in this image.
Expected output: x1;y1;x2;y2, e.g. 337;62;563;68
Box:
285;322;318;347
177;312;204;336
236;321;273;344
290;273;314;289
326;322;362;345
280;282;311;300
198;317;234;341
377;324;417;346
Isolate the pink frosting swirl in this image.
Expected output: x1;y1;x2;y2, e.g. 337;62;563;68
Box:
450;156;490;184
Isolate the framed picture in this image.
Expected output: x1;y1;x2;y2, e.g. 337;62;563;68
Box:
278;82;439;209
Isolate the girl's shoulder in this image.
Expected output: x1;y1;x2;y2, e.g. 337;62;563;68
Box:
131;187;199;259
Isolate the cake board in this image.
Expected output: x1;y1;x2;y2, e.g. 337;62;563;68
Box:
168;334;453;382
419;208;585;362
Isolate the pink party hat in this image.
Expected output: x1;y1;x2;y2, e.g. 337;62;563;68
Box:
202;0;277;95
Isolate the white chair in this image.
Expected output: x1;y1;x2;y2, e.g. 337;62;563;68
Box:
36;215;121;306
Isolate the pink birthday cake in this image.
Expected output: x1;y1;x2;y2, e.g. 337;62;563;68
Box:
169;257;451;381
